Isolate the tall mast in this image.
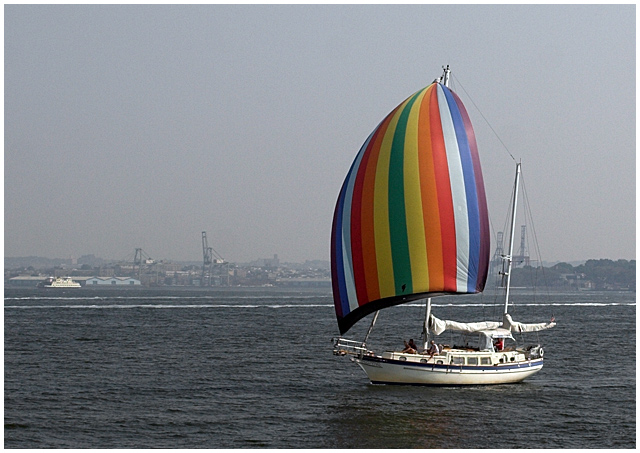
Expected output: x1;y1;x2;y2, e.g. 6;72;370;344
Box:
422;298;432;350
503;162;521;314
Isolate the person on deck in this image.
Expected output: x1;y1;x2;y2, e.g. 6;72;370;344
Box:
402;339;417;354
494;338;504;351
427;340;440;358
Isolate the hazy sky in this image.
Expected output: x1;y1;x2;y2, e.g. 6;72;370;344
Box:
4;5;635;264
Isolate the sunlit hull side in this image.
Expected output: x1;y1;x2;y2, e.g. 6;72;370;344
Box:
356;355;544;386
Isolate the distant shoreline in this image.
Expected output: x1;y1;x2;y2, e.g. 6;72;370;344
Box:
4;286;633;295
5;285;333;294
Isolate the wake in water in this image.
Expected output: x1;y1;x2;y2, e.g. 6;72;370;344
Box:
4;304;334;309
4;294;325;301
406;302;636;307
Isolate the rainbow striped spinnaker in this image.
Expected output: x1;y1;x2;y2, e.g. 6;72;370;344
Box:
331;80;490;335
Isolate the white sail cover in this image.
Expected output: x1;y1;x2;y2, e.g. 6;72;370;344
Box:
429;313;555;336
429;314;500;336
502;313;556;333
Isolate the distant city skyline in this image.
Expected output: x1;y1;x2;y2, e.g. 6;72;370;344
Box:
5;5;635;264
4;251;628;268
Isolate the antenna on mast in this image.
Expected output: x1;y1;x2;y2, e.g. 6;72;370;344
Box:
442;65;451;87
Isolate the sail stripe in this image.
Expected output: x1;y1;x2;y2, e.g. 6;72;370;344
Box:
374;100;408;298
349;139;370;307
437;85;469;292
351;120;387;306
452;90;490;291
342;135;373;313
332;131;375;318
388;93;419;296
332;81;490;334
429;87;457;292
405;89;430;292
359;114;396;304
332;170;353;317
330;177;347;319
417;85;443;291
444;88;480;292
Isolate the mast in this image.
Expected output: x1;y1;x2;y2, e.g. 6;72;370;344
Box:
422;298;432;350
503;162;521;314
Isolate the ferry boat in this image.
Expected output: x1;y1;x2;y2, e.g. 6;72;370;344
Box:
42;277;81;288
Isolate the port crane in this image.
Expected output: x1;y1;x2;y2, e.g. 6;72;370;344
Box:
201;231;226;286
133;248;154;280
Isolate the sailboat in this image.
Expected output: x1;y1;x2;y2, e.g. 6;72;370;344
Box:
331;66;555;385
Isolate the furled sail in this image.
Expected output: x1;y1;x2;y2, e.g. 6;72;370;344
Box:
331;81;490;334
502;313;556;333
428;314;500;336
427;313;556;337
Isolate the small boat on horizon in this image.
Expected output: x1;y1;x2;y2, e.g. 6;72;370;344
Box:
331;65;555;386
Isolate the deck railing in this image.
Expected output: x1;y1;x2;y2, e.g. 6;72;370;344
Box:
332;338;369;357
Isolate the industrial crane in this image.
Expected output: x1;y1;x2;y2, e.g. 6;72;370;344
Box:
201;231;226;286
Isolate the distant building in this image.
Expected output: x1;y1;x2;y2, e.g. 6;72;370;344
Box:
251;254;280;269
7;276;48;287
85;277;141;286
7;276;93;287
276;277;331;288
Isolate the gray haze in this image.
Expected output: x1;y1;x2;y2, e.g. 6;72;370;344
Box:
5;5;635;264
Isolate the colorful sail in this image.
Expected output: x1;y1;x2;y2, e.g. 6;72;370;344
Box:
331;81;490;334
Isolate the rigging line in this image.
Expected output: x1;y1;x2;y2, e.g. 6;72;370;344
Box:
451;73;516;162
521;192;548;334
488;214;504;313
520;174;552;302
485;211;500;317
520;181;539;299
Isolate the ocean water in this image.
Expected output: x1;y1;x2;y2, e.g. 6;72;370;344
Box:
4;287;635;448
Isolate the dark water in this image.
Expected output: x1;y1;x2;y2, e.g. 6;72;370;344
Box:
4;287;635;448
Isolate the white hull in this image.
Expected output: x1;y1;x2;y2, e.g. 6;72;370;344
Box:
44;284;81;288
355;350;543;386
43;277;81;288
